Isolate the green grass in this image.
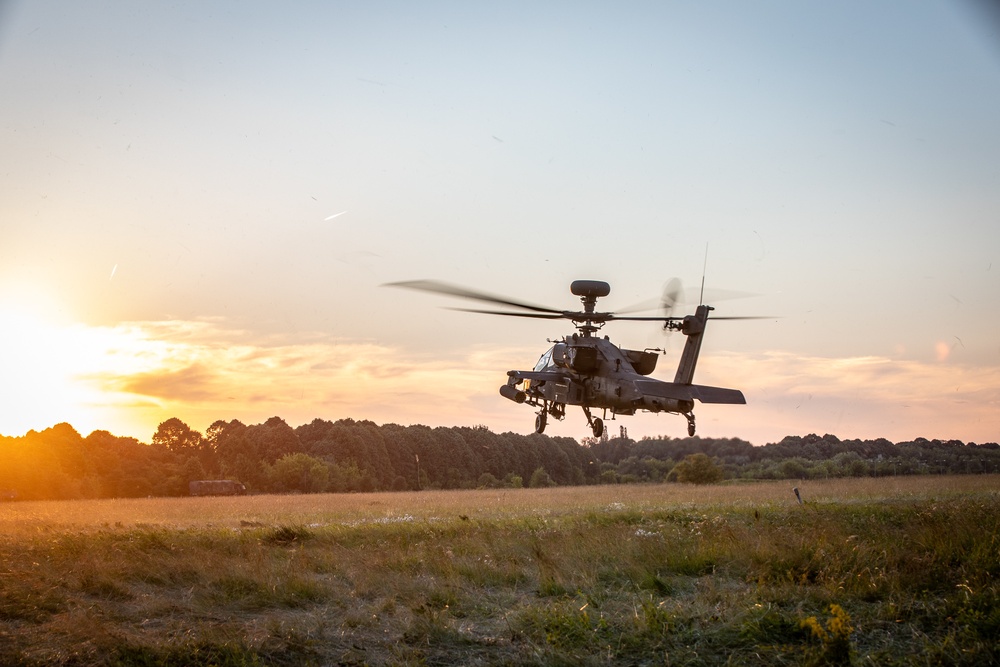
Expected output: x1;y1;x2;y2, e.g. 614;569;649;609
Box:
0;477;997;665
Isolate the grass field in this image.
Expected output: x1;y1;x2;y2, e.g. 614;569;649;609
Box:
1;476;997;665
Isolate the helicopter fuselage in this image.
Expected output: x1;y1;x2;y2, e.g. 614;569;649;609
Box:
508;335;694;416
501;334;695;436
499;303;745;437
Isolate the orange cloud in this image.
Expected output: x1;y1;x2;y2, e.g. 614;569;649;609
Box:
695;351;1000;444
76;318;527;440
13;316;993;445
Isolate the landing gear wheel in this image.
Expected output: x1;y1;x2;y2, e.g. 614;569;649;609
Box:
535;412;547;434
685;412;696;437
592;418;604;438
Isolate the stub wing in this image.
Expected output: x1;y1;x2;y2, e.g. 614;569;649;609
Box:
507;370;570;383
635;379;746;404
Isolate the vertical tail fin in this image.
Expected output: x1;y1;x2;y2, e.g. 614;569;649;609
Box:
673;305;712;385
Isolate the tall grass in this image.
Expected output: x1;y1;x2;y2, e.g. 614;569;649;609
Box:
0;476;996;665
3;474;994;533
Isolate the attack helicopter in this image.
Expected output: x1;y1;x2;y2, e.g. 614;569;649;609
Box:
386;279;757;438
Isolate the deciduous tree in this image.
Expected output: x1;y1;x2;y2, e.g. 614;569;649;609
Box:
152;418;203;453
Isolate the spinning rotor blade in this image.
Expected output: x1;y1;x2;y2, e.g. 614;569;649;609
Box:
451;307;687;323
384;279;777;328
449;307;565;320
662;277;683;318
384;280;561;314
607;315;686;323
616;279;755;316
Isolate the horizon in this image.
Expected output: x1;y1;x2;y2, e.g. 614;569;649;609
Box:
4;414;996;450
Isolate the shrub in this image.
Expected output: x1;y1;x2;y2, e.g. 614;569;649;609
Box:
671;453;724;484
529;467;555;488
477;472;501;489
267;453;329;493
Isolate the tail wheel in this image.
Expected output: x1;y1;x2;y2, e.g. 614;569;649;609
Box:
592;417;604;438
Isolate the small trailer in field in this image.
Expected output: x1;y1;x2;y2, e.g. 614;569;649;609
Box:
189;480;247;496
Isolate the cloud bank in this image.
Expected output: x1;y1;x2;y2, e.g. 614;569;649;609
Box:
65;319;1000;445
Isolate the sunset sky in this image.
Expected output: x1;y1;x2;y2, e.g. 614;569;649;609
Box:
2;1;998;446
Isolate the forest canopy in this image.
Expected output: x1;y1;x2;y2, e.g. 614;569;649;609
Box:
1;418;996;501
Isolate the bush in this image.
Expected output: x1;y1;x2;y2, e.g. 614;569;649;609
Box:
503;473;524;488
528;467;555;488
268;453;329;493
671;453;724;484
477;472;501;489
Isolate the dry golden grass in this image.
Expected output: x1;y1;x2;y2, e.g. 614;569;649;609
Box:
1;476;996;666
2;475;993;534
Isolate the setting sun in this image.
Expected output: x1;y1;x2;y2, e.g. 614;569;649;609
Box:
0;309;127;436
0;304;235;439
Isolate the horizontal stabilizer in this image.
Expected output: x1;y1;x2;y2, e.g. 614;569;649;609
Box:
635;380;746;405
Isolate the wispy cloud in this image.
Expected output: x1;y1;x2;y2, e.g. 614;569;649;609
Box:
64;319;1000;444
79;318;520;438
695;351;1000;443
706;350;1000;403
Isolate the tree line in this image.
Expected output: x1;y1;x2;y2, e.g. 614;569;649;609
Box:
1;418;997;500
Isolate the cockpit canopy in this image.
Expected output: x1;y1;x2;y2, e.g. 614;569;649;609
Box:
534;342;601;373
533;346;555;372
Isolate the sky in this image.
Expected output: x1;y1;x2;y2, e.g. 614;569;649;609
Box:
1;1;999;446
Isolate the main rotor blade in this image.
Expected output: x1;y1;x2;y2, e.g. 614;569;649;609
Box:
449;307;565;320
384;280;562;314
607;315;687;323
613;298;663;315
612;314;776;322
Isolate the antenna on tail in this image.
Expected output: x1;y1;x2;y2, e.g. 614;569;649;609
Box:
699;244;708;305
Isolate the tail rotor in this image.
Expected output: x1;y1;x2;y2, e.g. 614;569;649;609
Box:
661;278;684;329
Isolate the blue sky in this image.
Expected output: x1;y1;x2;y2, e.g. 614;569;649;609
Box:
1;1;998;444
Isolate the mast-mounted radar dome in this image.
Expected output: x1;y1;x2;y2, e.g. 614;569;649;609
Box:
570;280;611;299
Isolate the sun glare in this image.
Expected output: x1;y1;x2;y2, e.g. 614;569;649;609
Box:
0;308;146;437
